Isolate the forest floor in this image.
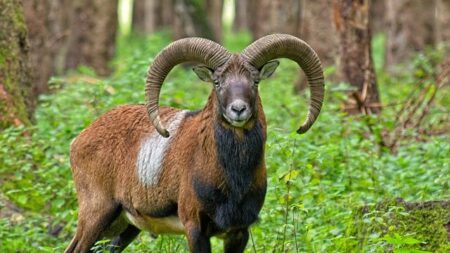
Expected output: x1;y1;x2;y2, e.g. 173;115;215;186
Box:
0;32;449;252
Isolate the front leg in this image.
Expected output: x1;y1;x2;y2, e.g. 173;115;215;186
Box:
223;228;249;253
184;221;211;253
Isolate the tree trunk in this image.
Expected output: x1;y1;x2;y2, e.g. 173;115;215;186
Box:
436;0;450;45
0;0;32;128
65;0;118;76
205;0;224;43
160;0;174;29
385;0;436;67
132;0;156;33
300;0;336;66
249;0;302;40
46;0;72;75
369;0;385;34
132;0;174;33
133;0;221;42
295;0;337;91
173;0;217;42
23;0;120;98
23;0;71;96
333;0;381;114
233;0;248;32
22;0;52;96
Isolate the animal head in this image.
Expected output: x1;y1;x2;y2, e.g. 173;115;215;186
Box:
145;34;325;137
192;55;279;127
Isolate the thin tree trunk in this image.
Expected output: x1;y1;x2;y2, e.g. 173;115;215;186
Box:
160;0;174;29
65;0;118;76
23;0;71;96
0;0;33;128
300;0;336;66
22;0;52;96
132;0;229;38
249;0;302;40
436;0;450;44
385;0;436;67
206;0;224;43
173;0;217;42
48;0;72;75
295;0;337;92
369;0;385;34
132;0;149;33
132;0;173;33
333;0;381;114
233;0;248;32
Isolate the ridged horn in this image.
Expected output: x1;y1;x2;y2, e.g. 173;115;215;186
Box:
146;38;231;137
242;34;325;134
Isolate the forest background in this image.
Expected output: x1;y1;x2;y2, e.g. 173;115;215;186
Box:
0;0;449;252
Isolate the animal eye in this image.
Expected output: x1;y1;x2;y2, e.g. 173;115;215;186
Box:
214;80;220;87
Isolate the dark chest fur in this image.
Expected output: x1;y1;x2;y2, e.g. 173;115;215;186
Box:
194;122;267;231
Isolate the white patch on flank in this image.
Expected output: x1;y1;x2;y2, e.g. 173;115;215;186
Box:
136;110;187;186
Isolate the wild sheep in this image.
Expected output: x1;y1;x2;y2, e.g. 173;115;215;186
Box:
65;34;324;253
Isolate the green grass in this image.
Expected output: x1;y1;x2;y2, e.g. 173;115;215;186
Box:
0;32;449;252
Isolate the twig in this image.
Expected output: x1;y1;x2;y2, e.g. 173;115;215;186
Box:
250;229;257;253
386;53;450;151
280;104;296;117
393;80;423;123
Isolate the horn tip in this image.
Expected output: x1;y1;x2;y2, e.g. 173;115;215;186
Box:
158;128;170;138
296;126;309;135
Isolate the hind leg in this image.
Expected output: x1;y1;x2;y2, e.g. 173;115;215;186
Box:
65;201;121;253
107;224;140;252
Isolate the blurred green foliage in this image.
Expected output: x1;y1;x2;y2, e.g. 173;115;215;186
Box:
0;31;448;252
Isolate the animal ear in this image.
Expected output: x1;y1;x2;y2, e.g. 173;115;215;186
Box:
259;60;280;80
193;65;214;82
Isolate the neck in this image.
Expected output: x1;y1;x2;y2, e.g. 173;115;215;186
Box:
214;120;264;196
204;89;265;194
195;92;266;176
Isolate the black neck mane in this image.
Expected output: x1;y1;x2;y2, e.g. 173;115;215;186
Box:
214;121;265;197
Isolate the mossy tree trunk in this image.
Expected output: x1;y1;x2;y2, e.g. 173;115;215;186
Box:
0;0;33;129
348;199;450;252
333;0;381;114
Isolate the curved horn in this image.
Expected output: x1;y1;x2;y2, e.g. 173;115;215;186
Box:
146;38;231;137
242;34;324;134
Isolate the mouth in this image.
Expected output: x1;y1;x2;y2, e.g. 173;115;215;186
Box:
223;114;251;127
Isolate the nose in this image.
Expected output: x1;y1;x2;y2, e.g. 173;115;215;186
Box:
231;101;247;116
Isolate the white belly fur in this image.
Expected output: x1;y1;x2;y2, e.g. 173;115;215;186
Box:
125;212;185;235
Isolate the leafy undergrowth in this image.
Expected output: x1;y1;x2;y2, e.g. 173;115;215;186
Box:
0;32;449;252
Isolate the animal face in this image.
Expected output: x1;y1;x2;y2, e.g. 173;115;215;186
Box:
194;55;279;127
